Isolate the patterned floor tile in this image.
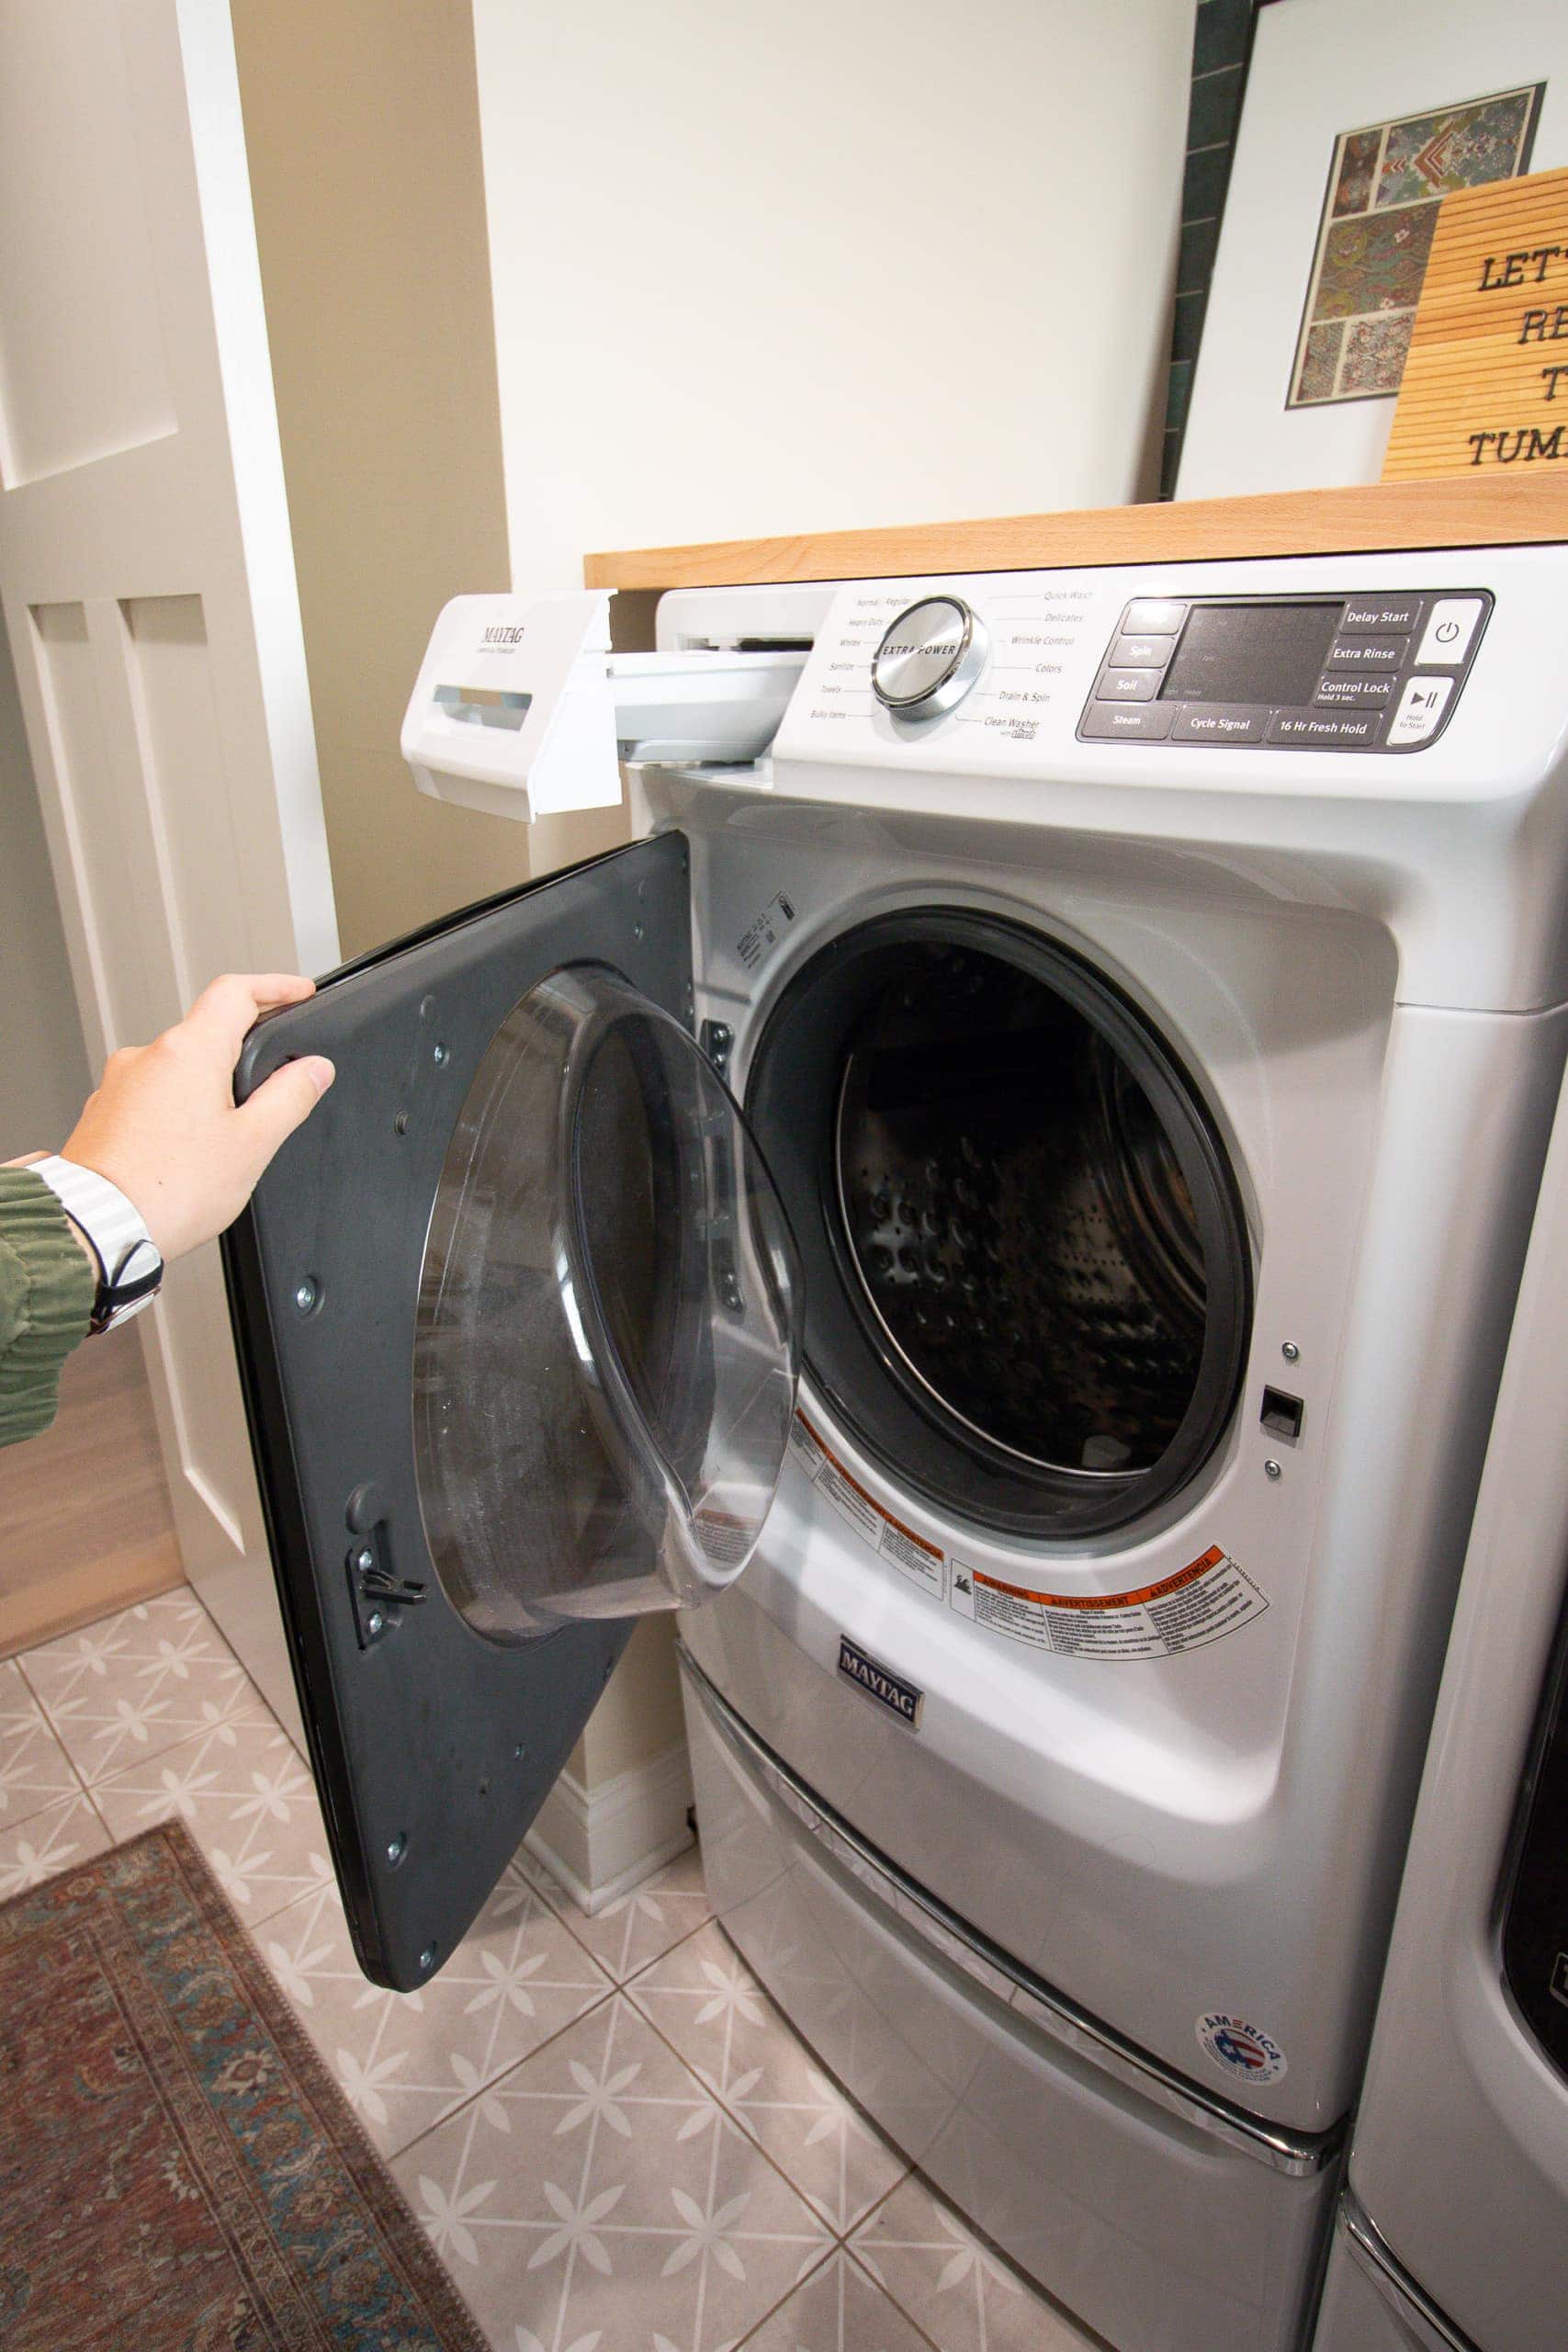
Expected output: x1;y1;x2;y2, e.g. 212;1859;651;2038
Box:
92;1708;330;1925
521;1838;713;1983
261;1859;615;2158
851;2175;1097;2352
392;1991;832;2352
739;2250;933;2351
0;1789;111;1897
0;1657;83;1831
629;1921;907;2234
19;1587;265;1785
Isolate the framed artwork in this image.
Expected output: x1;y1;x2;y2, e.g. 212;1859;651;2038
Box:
1175;0;1568;497
1289;85;1544;408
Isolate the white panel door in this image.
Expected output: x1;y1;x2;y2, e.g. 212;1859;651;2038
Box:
0;0;340;1744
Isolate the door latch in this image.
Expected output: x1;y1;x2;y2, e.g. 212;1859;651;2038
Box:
700;1019;733;1078
344;1531;426;1647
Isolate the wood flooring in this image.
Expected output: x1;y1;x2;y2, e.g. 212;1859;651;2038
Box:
0;1328;184;1656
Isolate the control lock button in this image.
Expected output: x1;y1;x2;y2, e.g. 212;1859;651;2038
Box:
1097;667;1161;703
1416;597;1484;667
1387;673;1454;746
1316;675;1393;707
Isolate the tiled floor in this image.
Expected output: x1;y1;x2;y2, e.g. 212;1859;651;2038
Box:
6;1586;1100;2352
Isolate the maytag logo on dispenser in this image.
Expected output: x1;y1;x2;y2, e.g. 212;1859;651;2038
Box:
837;1636;924;1727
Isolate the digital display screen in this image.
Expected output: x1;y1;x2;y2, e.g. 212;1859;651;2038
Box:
1162;602;1339;707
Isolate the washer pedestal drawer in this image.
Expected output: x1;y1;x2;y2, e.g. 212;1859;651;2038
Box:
1311;2204;1475;2352
682;1653;1337;2352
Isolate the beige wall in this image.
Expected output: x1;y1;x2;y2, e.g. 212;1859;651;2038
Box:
0;612;90;1161
231;0;665;1811
232;0;540;965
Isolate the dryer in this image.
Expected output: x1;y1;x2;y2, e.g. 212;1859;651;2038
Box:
1312;1053;1568;2351
224;542;1568;2352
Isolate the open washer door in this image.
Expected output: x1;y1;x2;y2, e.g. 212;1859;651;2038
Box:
222;831;799;1989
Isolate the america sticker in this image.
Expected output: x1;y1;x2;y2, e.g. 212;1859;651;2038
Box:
1196;2011;1288;2087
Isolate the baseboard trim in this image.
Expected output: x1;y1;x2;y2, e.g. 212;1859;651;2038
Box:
524;1736;694;1916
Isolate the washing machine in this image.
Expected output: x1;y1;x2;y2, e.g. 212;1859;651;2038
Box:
1312;1061;1568;2351
224;542;1568;2352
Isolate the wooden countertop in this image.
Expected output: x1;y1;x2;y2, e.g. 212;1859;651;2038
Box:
585;473;1568;594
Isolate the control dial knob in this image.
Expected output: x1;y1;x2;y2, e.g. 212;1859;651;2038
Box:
871;595;989;719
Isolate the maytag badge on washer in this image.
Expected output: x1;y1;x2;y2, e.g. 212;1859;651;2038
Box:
837;1635;924;1727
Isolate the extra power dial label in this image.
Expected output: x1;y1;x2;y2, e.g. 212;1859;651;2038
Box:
948;1545;1269;1660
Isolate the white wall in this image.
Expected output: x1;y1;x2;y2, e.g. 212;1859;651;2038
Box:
0;612;90;1160
473;0;1196;591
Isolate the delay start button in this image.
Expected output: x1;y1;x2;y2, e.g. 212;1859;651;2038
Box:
872;595;989;718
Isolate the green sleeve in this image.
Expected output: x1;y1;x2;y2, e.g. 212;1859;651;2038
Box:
0;1170;96;1448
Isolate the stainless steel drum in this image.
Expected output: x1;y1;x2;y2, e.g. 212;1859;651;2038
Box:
748;913;1249;1540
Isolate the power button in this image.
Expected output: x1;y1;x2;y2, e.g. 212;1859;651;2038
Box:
1416;598;1483;667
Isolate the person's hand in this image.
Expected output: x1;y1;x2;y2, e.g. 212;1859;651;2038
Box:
59;975;335;1262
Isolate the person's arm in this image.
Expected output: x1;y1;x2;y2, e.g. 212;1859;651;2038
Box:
0;973;334;1450
0;1169;96;1447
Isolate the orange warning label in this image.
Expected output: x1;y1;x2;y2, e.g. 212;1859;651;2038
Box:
787;1414;1267;1661
950;1545;1268;1660
788;1414;946;1598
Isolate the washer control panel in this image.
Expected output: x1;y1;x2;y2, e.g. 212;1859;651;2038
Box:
1077;591;1492;753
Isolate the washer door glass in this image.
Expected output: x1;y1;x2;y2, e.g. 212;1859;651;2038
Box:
414;965;800;1641
749;914;1249;1539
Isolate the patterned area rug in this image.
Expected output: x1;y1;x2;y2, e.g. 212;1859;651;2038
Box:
0;1820;487;2351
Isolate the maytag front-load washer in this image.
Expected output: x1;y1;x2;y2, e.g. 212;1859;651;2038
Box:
225;543;1568;2352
